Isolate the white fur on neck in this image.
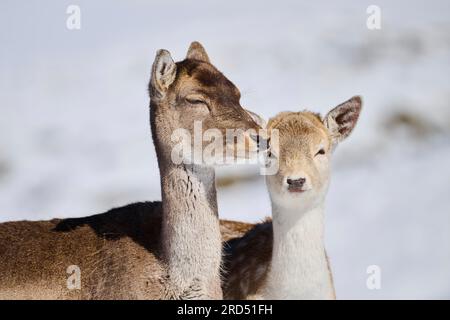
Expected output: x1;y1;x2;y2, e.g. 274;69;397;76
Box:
264;202;334;300
161;163;222;299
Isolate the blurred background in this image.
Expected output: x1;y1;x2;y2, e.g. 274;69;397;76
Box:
1;0;449;299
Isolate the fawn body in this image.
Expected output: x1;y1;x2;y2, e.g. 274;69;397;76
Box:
223;97;362;299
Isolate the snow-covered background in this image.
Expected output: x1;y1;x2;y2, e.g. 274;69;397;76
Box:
1;0;449;299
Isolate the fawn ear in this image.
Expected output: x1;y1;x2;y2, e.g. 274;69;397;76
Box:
323;96;362;145
186;41;210;63
150;49;177;98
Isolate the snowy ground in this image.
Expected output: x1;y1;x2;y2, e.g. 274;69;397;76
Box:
0;1;449;299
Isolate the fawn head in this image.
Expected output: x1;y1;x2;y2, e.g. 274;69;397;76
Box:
149;42;264;165
266;96;362;210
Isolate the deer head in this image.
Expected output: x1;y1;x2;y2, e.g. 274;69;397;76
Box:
265;96;362;212
149;42;264;166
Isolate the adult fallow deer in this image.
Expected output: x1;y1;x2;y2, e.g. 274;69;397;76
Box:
0;42;261;300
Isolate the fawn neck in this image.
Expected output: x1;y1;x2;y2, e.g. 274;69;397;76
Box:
151;102;222;299
265;202;334;299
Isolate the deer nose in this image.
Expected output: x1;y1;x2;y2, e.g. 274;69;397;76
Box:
250;134;269;151
286;177;306;188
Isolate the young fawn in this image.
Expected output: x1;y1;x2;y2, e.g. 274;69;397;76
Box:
223;96;362;299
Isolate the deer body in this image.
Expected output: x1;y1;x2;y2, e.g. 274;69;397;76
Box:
0;202;253;299
0;202;165;300
223;97;362;300
0;42;261;300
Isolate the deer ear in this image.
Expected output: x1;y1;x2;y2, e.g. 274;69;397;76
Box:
323;96;362;145
186;41;210;63
150;49;177;98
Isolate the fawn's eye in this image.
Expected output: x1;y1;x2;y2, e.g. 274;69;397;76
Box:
315;148;326;156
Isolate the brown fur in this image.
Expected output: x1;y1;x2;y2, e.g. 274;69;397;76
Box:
0;202;252;299
223;219;273;299
0;202;164;299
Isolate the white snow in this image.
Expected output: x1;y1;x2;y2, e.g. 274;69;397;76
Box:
0;0;449;299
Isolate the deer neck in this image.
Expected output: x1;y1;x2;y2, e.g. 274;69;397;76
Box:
150;102;222;299
265;201;334;299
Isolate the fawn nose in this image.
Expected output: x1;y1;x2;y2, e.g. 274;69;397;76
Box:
286;177;306;188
